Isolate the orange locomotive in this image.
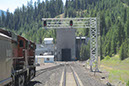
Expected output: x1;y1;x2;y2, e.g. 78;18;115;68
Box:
0;29;36;86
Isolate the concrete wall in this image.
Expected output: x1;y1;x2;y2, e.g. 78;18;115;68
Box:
56;29;76;61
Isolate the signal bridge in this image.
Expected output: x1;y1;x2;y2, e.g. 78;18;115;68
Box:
42;17;100;72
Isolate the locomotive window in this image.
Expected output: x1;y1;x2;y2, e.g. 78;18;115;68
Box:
31;44;34;49
26;41;28;49
19;40;23;47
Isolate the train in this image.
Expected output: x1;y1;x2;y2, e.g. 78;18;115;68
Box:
0;29;36;86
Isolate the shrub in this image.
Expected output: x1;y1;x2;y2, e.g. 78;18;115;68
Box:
119;40;129;60
119;44;125;60
127;80;129;86
105;55;111;60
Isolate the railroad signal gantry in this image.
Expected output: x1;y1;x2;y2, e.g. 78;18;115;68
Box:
42;17;100;72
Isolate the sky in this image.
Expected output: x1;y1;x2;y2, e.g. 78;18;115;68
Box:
0;0;66;13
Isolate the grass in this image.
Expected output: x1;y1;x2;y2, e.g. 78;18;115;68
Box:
55;13;64;18
127;80;129;86
100;55;129;85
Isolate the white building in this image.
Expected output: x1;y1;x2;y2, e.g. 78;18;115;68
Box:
35;55;54;64
35;38;54;56
44;38;53;45
35;38;55;64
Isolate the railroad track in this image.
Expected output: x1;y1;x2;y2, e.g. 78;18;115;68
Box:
35;64;63;77
61;63;83;86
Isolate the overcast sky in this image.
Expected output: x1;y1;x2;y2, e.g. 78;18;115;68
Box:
0;0;66;13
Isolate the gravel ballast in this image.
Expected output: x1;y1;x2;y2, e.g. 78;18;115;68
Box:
27;65;63;86
71;62;105;86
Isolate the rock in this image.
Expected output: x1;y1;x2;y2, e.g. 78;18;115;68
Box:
101;76;105;79
106;82;112;86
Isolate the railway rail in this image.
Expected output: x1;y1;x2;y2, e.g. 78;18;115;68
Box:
35;64;63;77
62;63;83;86
28;62;104;86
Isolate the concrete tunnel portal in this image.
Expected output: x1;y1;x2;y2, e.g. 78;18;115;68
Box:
56;28;76;61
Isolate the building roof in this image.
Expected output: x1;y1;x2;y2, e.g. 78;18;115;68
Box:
44;38;53;41
76;37;86;39
76;37;80;39
0;33;11;39
35;55;54;58
81;37;86;39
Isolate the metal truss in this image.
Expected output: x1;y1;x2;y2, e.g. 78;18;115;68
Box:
42;18;99;72
42;18;97;29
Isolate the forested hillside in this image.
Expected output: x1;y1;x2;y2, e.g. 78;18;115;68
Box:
0;0;129;60
0;0;63;43
65;0;129;60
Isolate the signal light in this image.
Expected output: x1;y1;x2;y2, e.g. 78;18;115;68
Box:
44;20;47;27
70;20;73;26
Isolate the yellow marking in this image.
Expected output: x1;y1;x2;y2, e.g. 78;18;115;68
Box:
60;69;64;86
71;66;84;86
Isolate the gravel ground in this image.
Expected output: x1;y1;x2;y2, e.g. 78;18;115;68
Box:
27;65;63;86
71;62;105;86
26;62;106;86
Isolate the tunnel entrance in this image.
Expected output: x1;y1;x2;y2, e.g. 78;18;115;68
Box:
62;49;71;61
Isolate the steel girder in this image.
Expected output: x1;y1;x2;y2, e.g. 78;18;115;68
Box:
42;18;99;71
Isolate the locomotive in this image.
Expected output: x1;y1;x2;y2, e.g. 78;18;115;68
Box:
0;29;36;86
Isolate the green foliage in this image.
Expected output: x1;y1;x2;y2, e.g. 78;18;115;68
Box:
0;0;63;43
64;0;129;60
0;0;129;61
120;44;125;60
119;39;129;60
127;80;129;86
80;42;90;61
105;56;111;60
101;55;129;83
